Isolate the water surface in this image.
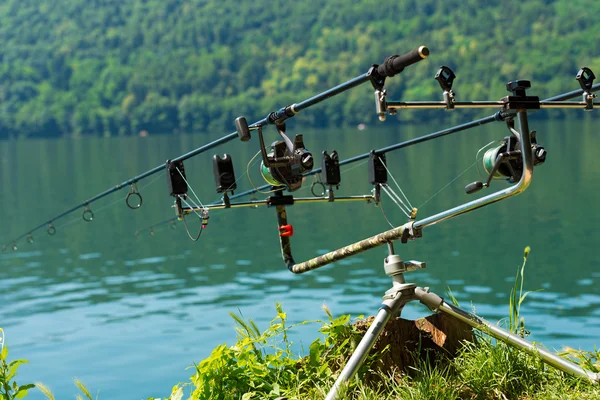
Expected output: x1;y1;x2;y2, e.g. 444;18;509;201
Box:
1;117;599;399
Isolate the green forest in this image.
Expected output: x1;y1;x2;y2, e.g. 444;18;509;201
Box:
0;0;598;138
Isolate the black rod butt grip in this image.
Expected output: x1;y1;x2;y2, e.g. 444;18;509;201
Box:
235;116;251;142
377;46;429;77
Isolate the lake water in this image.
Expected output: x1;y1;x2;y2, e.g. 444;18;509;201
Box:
1;116;599;399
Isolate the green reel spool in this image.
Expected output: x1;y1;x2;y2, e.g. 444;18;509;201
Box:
260;161;283;186
482;147;503;178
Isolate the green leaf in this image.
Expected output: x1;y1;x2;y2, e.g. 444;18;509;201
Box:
270;383;280;395
16;384;35;392
309;339;323;366
16;388;32;399
8;360;28;369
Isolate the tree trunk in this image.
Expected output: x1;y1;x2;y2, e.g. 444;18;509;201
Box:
353;313;476;379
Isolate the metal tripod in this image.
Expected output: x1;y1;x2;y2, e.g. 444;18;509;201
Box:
325;242;600;400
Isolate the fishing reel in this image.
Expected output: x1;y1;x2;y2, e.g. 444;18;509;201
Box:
465;128;547;194
236;117;313;192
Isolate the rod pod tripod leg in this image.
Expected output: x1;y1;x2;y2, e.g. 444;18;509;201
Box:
324;243;425;400
325;243;600;400
418;289;600;383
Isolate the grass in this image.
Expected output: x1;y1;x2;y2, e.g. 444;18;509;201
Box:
3;247;600;399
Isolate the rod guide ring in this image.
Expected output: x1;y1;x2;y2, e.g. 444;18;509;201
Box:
126;183;143;209
82;205;94;222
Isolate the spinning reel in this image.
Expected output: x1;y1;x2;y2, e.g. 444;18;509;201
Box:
466;127;547;194
235;116;314;192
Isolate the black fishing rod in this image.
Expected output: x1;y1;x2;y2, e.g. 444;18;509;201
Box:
132;76;600;237
2;46;429;251
231;79;600;199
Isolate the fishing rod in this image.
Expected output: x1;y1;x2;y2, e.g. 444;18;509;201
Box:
134;68;599;237
2;46;429;251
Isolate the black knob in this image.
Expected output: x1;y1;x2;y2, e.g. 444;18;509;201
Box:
534;146;547;163
506;80;531;97
301;153;314;170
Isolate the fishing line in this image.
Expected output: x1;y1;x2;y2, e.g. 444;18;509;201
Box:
379;184;412;218
377;156;414;211
417;160;479;209
54;194;124;230
176;167;205;209
177;195;207;241
378;197;396;229
339;158;370;175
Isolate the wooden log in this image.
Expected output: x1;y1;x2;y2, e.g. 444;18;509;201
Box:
352;313;476;379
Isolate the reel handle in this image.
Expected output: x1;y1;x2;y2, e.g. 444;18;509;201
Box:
465;181;485;194
377;46;429;77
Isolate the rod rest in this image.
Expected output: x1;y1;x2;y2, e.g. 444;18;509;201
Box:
276;203;421;274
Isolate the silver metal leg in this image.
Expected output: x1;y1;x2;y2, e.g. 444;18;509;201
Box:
414;287;600;383
324;283;415;400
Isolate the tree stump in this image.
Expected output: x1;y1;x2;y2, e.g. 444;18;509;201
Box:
353;313;476;379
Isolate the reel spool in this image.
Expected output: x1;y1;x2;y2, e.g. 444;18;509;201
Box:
482;137;522;183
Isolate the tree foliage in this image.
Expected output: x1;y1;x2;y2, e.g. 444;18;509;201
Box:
0;0;598;138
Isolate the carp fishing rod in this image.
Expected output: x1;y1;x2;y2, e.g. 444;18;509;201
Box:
1;46;430;251
135;66;599;237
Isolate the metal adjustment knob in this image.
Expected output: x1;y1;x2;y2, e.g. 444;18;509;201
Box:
384;255;426;276
506;80;531;97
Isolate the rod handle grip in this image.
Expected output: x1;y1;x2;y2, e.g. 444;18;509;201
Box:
377;46;429;77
